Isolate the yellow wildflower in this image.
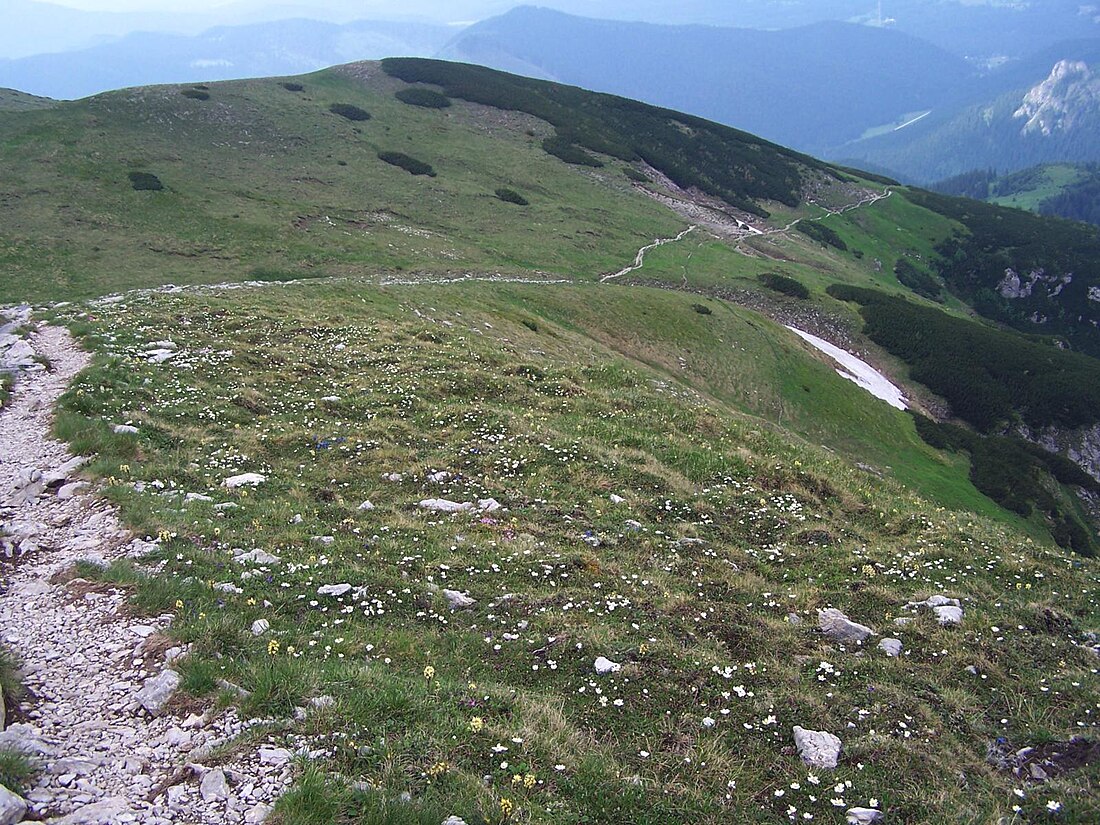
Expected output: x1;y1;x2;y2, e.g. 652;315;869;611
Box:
523;773;536;789
499;798;514;818
423;665;435;681
469;716;484;733
268;639;280;656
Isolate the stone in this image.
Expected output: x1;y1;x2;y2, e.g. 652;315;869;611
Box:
135;669;180;715
594;656;621;675
847;808;884;824
245;803;272;824
933;605;964;625
52;796;131;824
0;784;26;825
442;589;476;610
818;608;875;644
418;499;473;513
317;584;352;597
478;498;503;512
358;500;374;511
792;726;842;770
200;768;230;802
0;724;52;756
258;746;292;767
878;638;903;657
236;549;280;565
56;481;89;500
441;818;469;825
112;424;139;434
609;494;626;504
786;613;802;625
223;473;266;489
250;619;270;636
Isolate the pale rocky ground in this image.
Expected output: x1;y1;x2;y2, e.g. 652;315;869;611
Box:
0;320;298;824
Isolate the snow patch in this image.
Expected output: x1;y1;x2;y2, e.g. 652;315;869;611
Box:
786;327;908;410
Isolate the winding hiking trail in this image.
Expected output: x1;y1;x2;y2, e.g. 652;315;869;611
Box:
0;323;294;825
600;225;698;282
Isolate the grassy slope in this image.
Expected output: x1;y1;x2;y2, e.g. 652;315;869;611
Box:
0;88;54;111
989;164;1090;212
0;66;681;303
50;281;1100;824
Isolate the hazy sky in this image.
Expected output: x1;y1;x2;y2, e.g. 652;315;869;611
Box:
45;0;234;9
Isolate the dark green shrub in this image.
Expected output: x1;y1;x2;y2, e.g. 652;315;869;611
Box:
692;303;712;315
759;272;809;299
180;88;209;101
329;103;371;122
128;171;164;191
624;167;650;182
394;87;451;108
377;151;436;177
280;82;304;92
894;257;943;302
495;188;528;206
542;135;603;167
382;58;827;216
795;221;847;251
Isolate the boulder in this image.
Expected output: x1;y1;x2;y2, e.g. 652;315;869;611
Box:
594;656;621;675
51;797;130;824
878;638;903;657
224;473;265;489
112;424;139;435
847;807;884;824
442;589;476;610
258;746;292;767
792;726;842;770
135;669;180;715
250;619;270;636
199;768;230;802
818;608;875;644
0;784;26;825
418;499;473;513
317;584;352;597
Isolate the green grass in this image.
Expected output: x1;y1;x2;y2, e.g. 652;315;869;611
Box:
44;279;1100;824
989;164;1088;212
0;749;36;796
0;66;682;303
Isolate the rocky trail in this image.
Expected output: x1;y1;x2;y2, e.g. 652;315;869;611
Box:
0;321;294;825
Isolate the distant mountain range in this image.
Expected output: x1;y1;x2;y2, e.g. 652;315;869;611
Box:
0;18;456;99
439;7;1100;182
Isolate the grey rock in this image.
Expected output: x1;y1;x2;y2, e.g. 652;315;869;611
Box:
0;784;26;825
792;726;842;770
418;499;473;513
56;481;88;500
442;589;476;611
258;746;291;767
0;724;53;756
786;613;802;625
358;500;375;511
441;818;469;825
317;584;352;597
223;472;265;489
112;424;139;434
235;549;280;566
52;796;130;824
878;638;903;657
818;608;875;644
250;619;270;636
200;768;230;802
245;803;272;824
846;808;884;824
135;669;180;715
594;656;621;675
934;605;964;625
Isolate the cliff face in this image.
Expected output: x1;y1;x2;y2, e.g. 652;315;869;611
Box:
1014;59;1100;136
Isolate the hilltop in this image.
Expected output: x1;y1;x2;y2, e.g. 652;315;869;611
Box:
0;59;1098;824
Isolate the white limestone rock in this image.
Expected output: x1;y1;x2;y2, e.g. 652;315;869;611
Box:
0;784;27;825
135;669;180;715
818;608;875;644
224;472;266;489
594;656;621;675
793;726;842;770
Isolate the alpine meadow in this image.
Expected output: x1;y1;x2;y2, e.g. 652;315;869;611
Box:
0;34;1098;825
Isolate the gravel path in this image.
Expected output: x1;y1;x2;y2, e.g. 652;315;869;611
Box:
0;324;291;825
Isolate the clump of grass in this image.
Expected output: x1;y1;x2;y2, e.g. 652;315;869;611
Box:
0;749;36;796
692;303;712;315
128;171;163;192
495;188;528;206
329;103;371;122
0;646;25;708
395;88;451;109
378;151;436;177
759;271;809;299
